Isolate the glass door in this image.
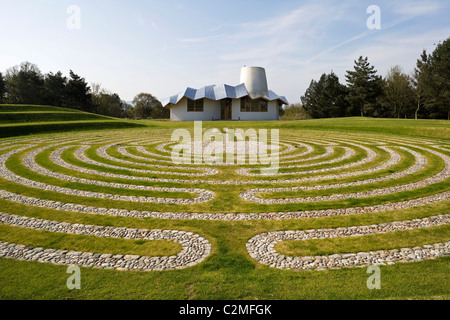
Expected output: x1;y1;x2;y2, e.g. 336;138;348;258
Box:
221;99;232;120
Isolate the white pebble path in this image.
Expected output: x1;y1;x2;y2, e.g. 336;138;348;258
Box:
246;215;450;270
0;212;211;271
74;145;217;177
240;146;442;204
0;146;214;204
49;143;400;185
23;145;216;203
237;142;376;176
96;143;219;176
0;135;448;272
238;147;355;176
0;187;447;221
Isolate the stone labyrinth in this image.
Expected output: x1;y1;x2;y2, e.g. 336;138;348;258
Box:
0;129;449;272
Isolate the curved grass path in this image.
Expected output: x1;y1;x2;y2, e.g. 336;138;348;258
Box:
0;119;449;300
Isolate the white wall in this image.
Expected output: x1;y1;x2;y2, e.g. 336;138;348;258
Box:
231;100;279;121
170;97;280;121
170;98;221;122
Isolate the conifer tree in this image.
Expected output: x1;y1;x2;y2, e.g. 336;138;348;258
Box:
345;56;382;117
0;72;5;103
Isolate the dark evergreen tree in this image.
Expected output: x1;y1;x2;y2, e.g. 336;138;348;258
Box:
4;62;45;104
421;38;450;119
301;72;348;118
323;72;349;118
93;92;123;118
0;72;5;103
301;78;323;118
412;51;429;119
345;56;383;117
120;101;134;119
65;70;93;112
44;71;67;107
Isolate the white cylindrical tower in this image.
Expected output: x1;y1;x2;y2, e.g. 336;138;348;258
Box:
240;66;269;98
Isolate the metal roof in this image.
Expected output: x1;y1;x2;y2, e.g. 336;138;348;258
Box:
161;83;288;107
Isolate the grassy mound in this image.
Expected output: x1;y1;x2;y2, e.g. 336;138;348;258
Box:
0;104;146;138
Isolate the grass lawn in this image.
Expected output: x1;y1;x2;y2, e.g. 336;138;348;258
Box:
0;111;449;300
0;104;146;138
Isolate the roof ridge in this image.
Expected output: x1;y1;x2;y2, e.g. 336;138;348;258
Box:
161;84;288;107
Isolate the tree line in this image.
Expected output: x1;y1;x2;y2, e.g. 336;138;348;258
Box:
0;62;169;120
298;37;449;120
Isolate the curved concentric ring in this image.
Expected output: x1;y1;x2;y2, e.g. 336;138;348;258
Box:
0;130;448;273
0;212;211;271
246;215;450;271
0;145;215;204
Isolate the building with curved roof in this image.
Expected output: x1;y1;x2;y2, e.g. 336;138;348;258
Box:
161;67;288;121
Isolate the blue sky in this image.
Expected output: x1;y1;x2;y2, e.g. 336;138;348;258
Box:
0;0;449;104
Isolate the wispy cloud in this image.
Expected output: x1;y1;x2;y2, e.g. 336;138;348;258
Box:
305;32;370;64
171;1;449;101
1;0;448;105
215;2;349;64
304;0;446;65
392;0;444;16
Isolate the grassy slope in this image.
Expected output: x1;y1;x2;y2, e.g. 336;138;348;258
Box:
278;117;450;140
134;117;450;139
0;116;448;300
0;104;146;138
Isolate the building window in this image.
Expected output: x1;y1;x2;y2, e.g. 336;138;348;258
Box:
241;97;250;112
187;98;204;112
260;99;268;112
240;97;268;112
